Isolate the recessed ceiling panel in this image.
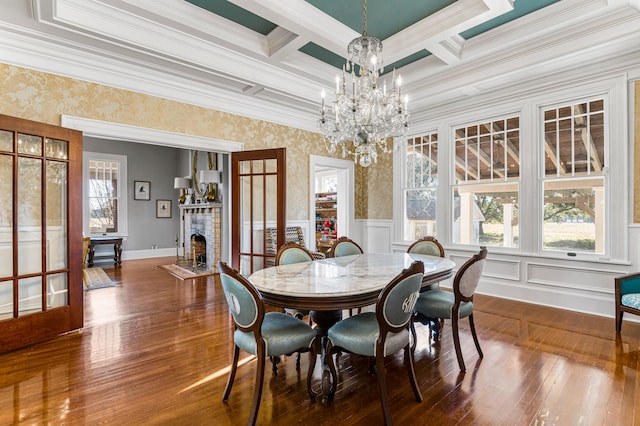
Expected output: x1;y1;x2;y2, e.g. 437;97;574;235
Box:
461;0;562;40
185;0;277;35
305;0;457;40
384;50;431;75
299;42;346;70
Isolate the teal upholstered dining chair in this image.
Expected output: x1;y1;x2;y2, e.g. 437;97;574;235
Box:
218;262;318;426
413;247;487;371
328;236;365;315
325;261;424;425
407;236;445;292
615;272;640;333
273;242;316;373
276;243;315;321
328;236;364;258
408;236;446;341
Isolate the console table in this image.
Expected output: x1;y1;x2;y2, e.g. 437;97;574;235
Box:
88;237;123;267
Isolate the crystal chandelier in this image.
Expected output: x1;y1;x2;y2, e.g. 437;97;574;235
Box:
318;0;409;167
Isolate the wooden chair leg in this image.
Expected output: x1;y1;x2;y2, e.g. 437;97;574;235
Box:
410;320;417;351
325;340;338;398
223;344;240;401
375;353;393;425
307;339;318;402
404;344;423;402
451;316;466;372
616;307;623;333
468;314;483;359
248;345;266;426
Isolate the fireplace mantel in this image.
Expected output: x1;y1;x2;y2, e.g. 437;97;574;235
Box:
180;203;222;213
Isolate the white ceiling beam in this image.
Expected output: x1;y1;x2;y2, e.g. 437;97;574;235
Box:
264;27;307;62
382;0;513;65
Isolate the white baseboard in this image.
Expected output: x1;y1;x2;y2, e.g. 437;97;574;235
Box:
122;248;175;260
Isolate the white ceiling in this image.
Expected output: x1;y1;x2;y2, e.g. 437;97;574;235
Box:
1;0;640;133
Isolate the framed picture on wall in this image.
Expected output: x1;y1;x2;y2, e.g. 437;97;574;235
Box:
134;181;150;200
156;199;171;218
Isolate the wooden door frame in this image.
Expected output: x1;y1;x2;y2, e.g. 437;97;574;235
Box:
0;114;83;352
231;148;286;273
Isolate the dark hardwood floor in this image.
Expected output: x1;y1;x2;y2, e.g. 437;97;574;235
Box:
1;257;639;425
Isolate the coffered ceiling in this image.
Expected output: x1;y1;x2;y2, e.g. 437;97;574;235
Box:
1;1;640;133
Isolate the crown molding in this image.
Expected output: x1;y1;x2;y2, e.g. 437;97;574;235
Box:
61;115;244;152
0;28;319;133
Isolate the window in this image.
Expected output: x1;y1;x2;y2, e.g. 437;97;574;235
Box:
83;152;127;237
541;98;605;254
452;116;520;247
402;133;439;240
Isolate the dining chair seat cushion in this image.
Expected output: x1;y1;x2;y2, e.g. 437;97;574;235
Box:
414;290;473;320
327;312;410;357
234;312;316;357
621;293;640;310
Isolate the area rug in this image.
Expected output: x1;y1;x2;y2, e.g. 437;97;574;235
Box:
84;267;116;290
158;264;216;281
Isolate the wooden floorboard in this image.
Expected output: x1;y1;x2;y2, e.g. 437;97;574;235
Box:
1;256;639;425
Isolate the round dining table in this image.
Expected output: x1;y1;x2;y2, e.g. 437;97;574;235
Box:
248;252;456;401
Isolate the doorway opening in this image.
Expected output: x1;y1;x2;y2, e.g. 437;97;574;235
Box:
309;155;355;252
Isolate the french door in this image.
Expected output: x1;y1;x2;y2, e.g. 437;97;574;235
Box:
231;148;286;275
0;115;83;353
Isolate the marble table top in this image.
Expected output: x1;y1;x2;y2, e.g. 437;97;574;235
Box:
248;253;455;311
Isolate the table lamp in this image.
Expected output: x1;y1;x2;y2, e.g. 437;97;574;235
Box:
199;170;221;203
174;177;191;204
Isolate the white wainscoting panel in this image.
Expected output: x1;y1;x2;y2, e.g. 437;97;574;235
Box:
526;261;628;294
359;220;393;253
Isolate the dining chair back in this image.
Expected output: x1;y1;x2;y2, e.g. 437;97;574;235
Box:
325;261;424;425
407;236;444;258
329;236;364;258
615;272;640;333
276;241;314;266
413;247;487;371
218;262;317;425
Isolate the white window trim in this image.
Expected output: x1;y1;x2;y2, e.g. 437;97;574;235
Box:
393;74;628;263
82;151;128;238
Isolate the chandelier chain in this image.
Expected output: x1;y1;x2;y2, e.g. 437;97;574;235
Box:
362;0;367;36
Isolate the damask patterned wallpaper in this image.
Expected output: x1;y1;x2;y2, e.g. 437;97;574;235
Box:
0;63;395;222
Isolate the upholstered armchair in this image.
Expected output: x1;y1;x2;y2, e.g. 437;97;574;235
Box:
615;272;640;333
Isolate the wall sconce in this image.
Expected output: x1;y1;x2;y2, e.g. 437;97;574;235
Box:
198;170;221;203
174;177;191;204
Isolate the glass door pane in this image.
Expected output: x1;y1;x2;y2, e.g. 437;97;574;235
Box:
18;157;42;276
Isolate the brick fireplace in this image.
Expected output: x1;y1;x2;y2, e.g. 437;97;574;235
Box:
180;203;222;272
